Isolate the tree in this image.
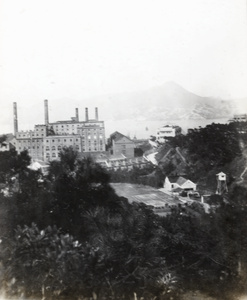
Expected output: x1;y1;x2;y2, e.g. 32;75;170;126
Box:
1;224;87;299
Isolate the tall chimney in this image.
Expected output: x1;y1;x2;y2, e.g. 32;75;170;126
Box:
95;107;98;121
75;108;79;122
13;102;18;135
44;99;49;125
85;107;89;121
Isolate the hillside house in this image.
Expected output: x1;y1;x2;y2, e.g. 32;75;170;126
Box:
108;131;135;158
28;160;49;175
164;176;197;193
0;134;15;152
96;154;149;171
156;125;182;143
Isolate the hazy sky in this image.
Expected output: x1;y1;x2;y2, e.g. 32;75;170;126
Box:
1;0;247;134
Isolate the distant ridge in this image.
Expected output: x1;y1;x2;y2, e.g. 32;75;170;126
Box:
84;82;237;122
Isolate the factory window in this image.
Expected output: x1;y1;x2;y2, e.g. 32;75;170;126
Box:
70;139;72;142
52;146;56;150
52;140;55;142
46;147;49;150
41;128;44;131
94;148;97;151
76;139;78;141
62;125;64;127
58;139;60;142
76;145;79;149
46;140;49;143
46;153;50;157
33;146;35;149
37;146;39;149
64;139;66;142
89;148;91;151
52;153;56;157
58;146;62;150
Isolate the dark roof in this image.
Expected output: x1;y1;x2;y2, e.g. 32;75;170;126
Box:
168;176;187;185
110;131;131;142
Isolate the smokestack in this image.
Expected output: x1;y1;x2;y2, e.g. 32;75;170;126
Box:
44;99;49;125
85;107;89;121
13;102;18;135
95;107;98;120
75;108;79;122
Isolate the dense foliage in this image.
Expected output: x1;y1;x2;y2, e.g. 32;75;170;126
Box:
170;123;244;169
107;164;165;188
0;123;246;300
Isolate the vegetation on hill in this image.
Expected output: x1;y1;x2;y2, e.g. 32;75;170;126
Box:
0;121;246;299
155;122;247;192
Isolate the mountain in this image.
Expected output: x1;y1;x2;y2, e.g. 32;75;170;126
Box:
85;82;237;122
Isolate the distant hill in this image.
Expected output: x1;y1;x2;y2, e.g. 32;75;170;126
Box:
85;81;238;122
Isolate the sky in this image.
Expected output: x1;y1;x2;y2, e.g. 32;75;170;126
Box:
0;0;247;134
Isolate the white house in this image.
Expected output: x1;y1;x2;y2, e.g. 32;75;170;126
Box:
156;125;182;143
164;176;197;193
28;160;49;175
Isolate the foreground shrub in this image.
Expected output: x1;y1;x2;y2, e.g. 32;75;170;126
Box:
1;223;86;299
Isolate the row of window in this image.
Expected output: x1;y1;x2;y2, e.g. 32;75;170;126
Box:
46;145;80;151
45;147;104;157
19;146;42;150
35;128;45;131
18;140;42;144
46;139;79;143
19;146;104;155
53;125;104;129
17;133;45;138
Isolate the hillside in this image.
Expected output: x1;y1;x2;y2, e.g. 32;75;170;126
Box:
84;81;237;122
153;124;247;193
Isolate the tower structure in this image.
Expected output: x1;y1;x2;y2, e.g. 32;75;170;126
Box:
216;172;228;195
44;99;49;125
75;108;79;122
85;108;89;121
95;107;98;120
13;102;18;135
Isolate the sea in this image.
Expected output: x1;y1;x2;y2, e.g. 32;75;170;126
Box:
104;117;231;139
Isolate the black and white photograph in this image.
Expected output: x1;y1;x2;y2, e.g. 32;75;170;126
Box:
0;1;247;299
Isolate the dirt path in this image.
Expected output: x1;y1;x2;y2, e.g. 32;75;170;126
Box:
238;166;247;184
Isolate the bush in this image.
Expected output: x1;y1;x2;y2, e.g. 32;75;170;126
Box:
1;223;87;299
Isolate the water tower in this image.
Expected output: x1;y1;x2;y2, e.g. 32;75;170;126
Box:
216;172;228;195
